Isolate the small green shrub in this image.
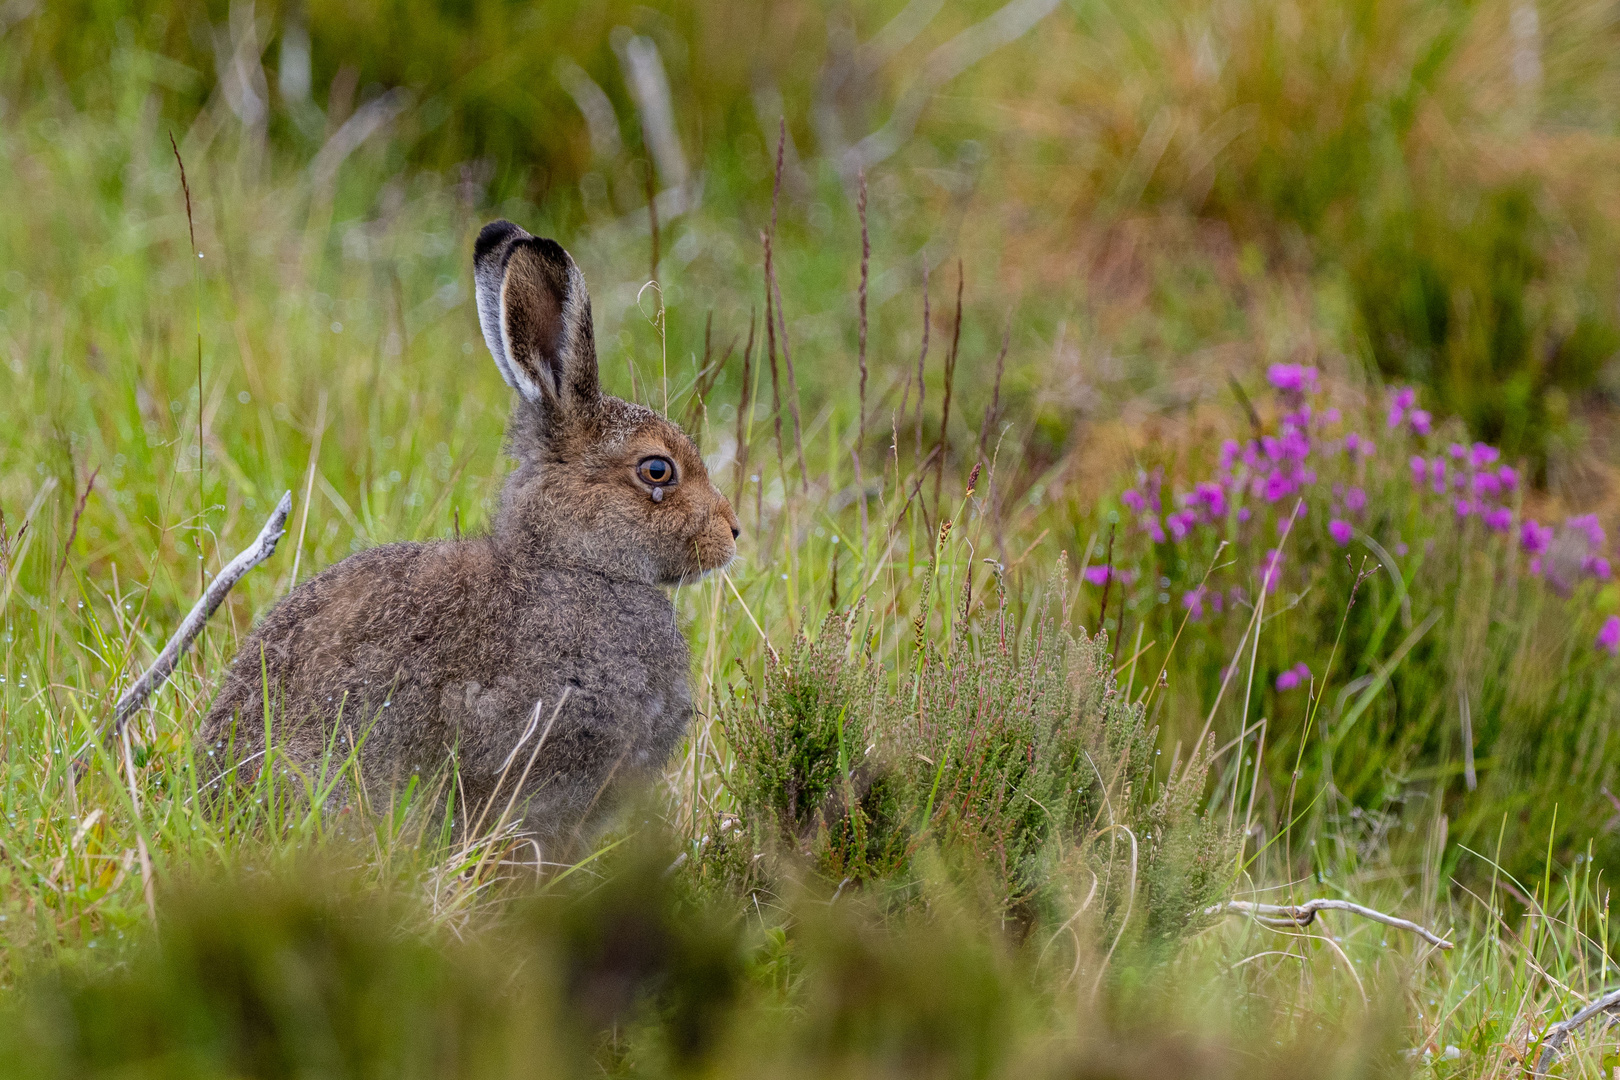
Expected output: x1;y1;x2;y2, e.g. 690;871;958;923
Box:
718;559;1236;946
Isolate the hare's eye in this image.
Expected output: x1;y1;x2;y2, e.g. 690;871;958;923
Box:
637;457;676;486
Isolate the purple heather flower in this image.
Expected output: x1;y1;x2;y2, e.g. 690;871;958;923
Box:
1473;472;1501;498
1344;432;1375;458
1410;409;1432;436
1599;615;1620;656
1483;507;1514;532
1237;507;1251;523
1329;518;1354;545
1585;556;1613;581
1194;481;1227;519
1498;465;1518;491
1122;488;1145;513
1085;566;1136;587
1568;513;1606;550
1430;458;1447;494
1454;498;1473;518
1262;473;1293;502
1409;455;1427;485
1267;363;1318;394
1471;443;1500;468
1387;387;1416;429
1275;662;1311;692
1182;588;1206;621
1345;486;1367;514
1448;443;1468;460
1521;519;1554;555
1260;548;1284;594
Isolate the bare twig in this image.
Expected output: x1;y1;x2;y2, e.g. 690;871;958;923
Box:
1206;898;1454;950
1533;987;1620;1074
108;491;293;739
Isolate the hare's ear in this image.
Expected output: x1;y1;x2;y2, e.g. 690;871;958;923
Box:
473;220;599;412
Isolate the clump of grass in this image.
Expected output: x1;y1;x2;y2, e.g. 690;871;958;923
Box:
718;555;1234;944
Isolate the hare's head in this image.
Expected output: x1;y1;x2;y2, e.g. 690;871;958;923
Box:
473;221;738;585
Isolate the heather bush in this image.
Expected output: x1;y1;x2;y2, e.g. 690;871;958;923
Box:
1092;365;1620;878
717;559;1235;946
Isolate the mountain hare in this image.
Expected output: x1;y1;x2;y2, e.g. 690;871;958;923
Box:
201;221;739;850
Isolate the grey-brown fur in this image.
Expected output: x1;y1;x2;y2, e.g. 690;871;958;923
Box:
201;222;739;853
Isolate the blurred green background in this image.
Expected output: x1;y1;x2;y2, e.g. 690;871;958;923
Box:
12;0;1620;466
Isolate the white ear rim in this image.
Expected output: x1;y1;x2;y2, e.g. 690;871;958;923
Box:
496;269;546;403
474;242;525;394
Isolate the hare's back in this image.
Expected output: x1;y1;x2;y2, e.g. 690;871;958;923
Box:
201;538;511;754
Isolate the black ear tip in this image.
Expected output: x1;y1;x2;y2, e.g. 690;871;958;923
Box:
532;237;570;264
474;220;525;262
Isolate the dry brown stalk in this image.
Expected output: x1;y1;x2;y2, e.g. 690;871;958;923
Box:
979;313;1010;461
766;119;808;493
761;233;787;488
857;168;870;459
770;264;809;493
55;466;99;585
733;310;756;509
915;262;930;471
932;259;962;517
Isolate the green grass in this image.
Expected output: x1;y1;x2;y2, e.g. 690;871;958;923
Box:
5;1;1620;1075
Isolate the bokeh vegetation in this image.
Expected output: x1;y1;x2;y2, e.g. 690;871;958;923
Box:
5;0;1620;1075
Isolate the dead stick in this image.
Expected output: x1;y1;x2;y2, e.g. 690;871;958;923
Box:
1533;987;1620;1074
1206;898;1453;950
109;490;293;738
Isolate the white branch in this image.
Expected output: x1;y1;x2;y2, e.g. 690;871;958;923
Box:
1534;987;1620;1074
111;490;293;736
1206;898;1453;950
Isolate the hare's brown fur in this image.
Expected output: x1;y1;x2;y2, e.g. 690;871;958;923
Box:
200;222;738;852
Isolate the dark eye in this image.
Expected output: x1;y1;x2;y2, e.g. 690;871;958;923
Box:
637;457;676;486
